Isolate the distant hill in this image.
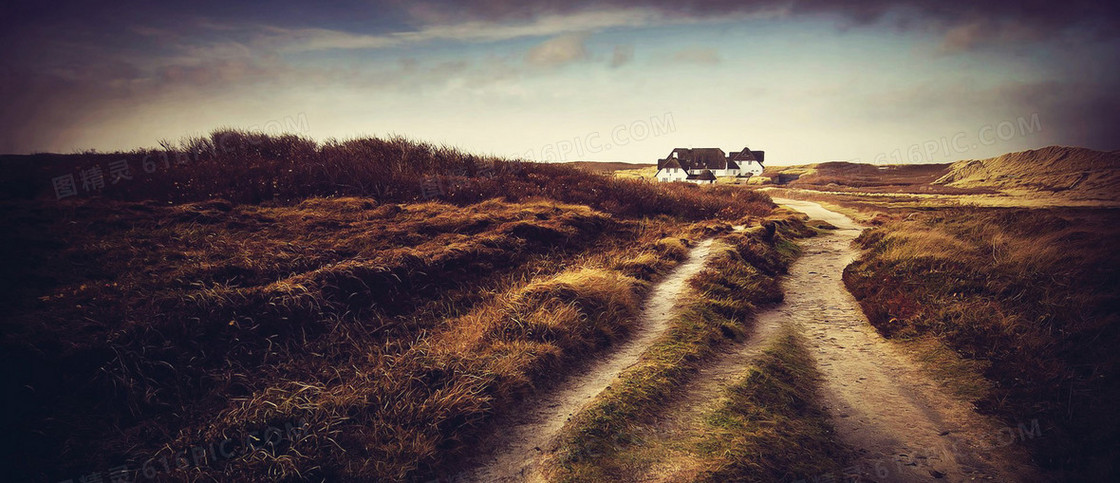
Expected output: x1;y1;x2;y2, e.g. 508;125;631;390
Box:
563;161;655;173
932;146;1120;201
762;161;951;188
756;161;967;193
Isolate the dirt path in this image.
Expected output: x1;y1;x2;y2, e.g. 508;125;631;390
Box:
772;198;1039;482
461;200;1038;482
607;204;870;482
460;238;716;482
625;280;787;481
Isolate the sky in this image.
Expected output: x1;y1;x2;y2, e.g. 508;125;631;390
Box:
2;1;1118;165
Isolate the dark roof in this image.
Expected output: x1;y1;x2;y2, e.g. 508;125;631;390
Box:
658;157;683;170
730;148;757;162
666;148;728;170
691;149;728;170
660;146;764;170
729;148;765;165
696;169;717;180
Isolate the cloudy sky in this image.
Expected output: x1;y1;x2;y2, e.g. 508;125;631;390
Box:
2;1;1118;164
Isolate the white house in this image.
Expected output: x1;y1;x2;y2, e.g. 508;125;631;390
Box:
654;147;765;184
728;147;765;177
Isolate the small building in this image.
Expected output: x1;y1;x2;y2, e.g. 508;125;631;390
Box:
655;146;765;184
728;148;765;177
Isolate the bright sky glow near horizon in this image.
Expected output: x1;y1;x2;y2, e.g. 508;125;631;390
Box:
2;1;1118;165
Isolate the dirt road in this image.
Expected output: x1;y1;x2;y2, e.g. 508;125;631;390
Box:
461;238;716;482
616;199;1039;482
772;198;1039;482
460;199;1038;482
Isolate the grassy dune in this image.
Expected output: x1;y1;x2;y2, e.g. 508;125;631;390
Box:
756;146;1120;208
761;161;957;192
0;131;777;481
933;146;1120;201
843;207;1120;479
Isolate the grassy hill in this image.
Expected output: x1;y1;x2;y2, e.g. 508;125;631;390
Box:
762;162;951;188
756;161;984;194
0;130;779;481
757;146;1120;203
932;146;1120;201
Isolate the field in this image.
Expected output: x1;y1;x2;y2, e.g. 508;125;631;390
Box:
4;138;1119;481
0;131;804;481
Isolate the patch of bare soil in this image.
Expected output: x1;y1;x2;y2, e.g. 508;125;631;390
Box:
459;238;716;482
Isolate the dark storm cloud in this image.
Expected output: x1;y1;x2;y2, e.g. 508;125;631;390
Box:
0;1;321;152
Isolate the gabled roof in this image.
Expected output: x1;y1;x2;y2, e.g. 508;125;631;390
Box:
667;148;729;170
730;147;758;162
658;157;683;170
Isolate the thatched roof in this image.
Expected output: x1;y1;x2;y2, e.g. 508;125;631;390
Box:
658;157;683;170
730;147;758;162
666;148;729;170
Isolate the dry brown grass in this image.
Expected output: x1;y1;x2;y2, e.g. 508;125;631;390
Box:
933;146;1120;202
2;129;774;221
171;266;649;481
0;132;777;481
843;207;1120;479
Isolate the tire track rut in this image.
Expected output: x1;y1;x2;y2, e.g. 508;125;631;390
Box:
461;238;716;482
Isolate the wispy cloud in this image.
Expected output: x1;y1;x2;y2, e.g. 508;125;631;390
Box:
936;19;1041;54
403;0;1120;50
526;33;590;67
609;44;634;68
263;8;665;53
671;46;720;65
